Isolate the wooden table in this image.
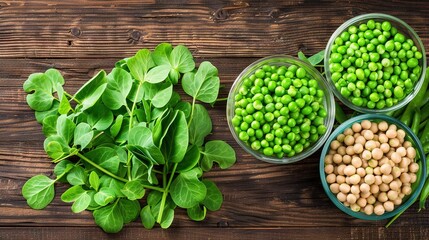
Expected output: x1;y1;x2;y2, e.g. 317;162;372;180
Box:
1;1;428;239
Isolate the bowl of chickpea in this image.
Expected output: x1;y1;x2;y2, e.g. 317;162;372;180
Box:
320;114;426;220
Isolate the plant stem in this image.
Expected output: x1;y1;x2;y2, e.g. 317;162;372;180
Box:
76;152;128;183
65;92;81;105
157;163;178;223
187;98;196;128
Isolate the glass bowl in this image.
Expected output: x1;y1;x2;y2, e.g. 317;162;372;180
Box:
324;13;427;113
227;55;335;164
319;114;427;220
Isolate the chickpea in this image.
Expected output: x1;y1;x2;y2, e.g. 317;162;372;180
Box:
364;204;374;215
356;167;366;177
370;184;379;194
389;138;400;148
360;191;371;199
373;135;380;144
389;180;400;191
365;140;377;150
410;173;417;183
333;154;343;164
329;149;336;155
370;122;378;133
379;183;390;192
386;129;397;139
330;183;340;194
337;192;347;202
400;157;410;168
378;158;388;166
339;183;351;194
380;143;390;153
371;148;383;160
362;159;369;168
400;173;411;184
382;175;393;184
352;123;362;133
353;132;361;138
374;204;385;215
351;185;360;195
349;174;361;185
402;185;412;195
375;175;383;185
378;192;388;202
367;195;376;205
337;133;345;142
344;202;350;207
337;146;346;156
344;128;354;136
353;143;364;154
409;162;419;173
363;130;374;140
360;183;370;193
342;155;352;164
347;193;357;204
388;124;397;131
365;174;376;185
365;167;374;175
407;147;416;159
397;129;406;140
396;147;407;157
378;121;388;132
325;164;334;174
337;164;346;175
403;141;412;148
378;133;388;143
326;173;337;184
351;157;362;168
380;163;392;175
384;201;395;212
350;203;361;212
344;165;356;176
355;136;367;145
361;120;371;130
362;150;372;161
387;190;398;201
346;146;355;156
373;167;381;176
394;197;402;206
391;152;401;164
357;198;367;208
330;140;341;150
337;175;346;184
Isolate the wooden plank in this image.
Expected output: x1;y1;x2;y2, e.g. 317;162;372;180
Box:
0;1;428;58
0;226;428;240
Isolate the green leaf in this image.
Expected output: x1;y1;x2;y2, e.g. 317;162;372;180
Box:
99;176;125;198
74;122;94;150
201;180;223;211
147;191;163;206
151;82;173;108
127;49;154;82
145;65;170;84
110;114;123;138
160;208;174;229
86;101;114;131
174;101;192;119
308;50;325;66
44;68;65;89
130;157;157;185
182;61;219;103
43;135;70;160
118;198;141;224
187;204;207;221
74;70;108;111
22;175;55;210
89;171;100;191
189;104;212;146
35;101;60;124
93;202;124;233
84;147;121;175
121;180;146;200
170;168;207;208
140;205;156;229
170;45;195;73
53;160;74;183
42;115;58;137
128;126;164;164
23;73;55;111
102;68;133;110
298;51;311;65
61;185;91;213
165;110;188;163
202;140;236;170
176;144;201;173
94;187;116;206
57;85;72;114
56;114;76;144
66;165;87;186
152;42;173;66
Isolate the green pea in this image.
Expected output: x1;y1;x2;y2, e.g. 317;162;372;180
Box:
262;124;271;133
288;102;299;113
352;97;364;106
263;147;274;156
238;131;249;141
287;118;296;128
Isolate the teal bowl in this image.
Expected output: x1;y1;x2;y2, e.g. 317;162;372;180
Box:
319;114;426;220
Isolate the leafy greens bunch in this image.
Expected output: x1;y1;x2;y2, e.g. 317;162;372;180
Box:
21;43;236;233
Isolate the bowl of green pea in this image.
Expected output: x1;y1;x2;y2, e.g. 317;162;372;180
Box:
325;13;427;113
227;55;335;164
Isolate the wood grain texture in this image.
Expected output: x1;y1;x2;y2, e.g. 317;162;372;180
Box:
0;0;428;239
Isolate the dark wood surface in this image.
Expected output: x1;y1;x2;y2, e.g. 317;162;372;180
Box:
1;1;428;239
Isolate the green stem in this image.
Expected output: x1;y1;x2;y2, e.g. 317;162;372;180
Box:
76;152;128;183
157;163;178;223
52;149;78;163
65;92;81;105
215;97;228;102
187;98;196;128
